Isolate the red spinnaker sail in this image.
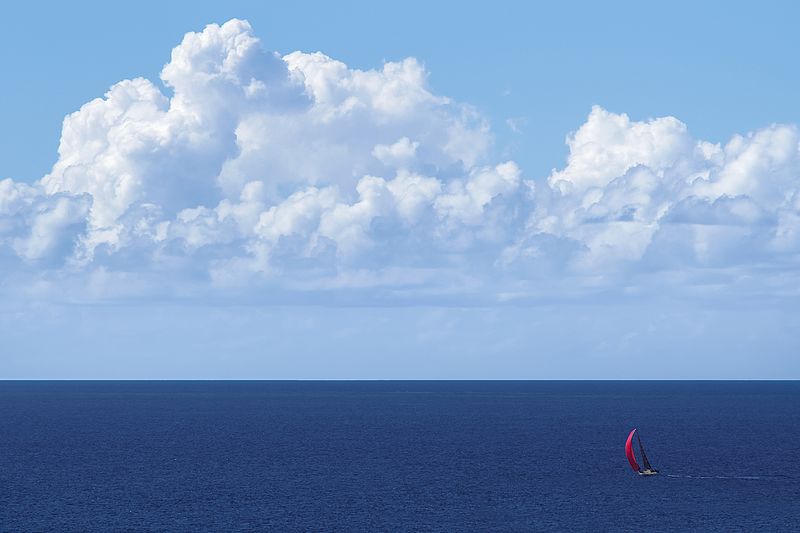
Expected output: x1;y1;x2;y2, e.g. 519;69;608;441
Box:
625;429;640;472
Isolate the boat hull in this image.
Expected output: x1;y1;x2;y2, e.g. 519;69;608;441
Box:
638;469;659;476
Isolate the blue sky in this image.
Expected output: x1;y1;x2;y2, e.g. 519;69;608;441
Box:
5;1;800;182
2;2;799;378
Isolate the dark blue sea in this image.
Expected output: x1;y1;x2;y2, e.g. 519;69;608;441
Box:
1;381;798;531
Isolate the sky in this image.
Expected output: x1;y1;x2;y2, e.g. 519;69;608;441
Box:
2;1;800;378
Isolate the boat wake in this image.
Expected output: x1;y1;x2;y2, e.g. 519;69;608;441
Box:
666;474;779;480
625;430;793;481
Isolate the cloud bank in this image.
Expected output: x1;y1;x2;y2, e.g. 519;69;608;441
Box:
3;19;800;303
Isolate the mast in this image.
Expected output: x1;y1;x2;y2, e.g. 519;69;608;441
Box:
637;433;654;471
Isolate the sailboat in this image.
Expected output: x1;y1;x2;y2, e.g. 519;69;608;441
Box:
625;429;659;476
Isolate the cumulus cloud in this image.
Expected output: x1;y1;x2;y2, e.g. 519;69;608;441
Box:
533;106;800;277
2;19;800;303
0;179;89;264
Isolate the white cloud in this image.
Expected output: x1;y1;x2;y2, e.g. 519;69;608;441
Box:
2;20;800;303
506;117;525;134
0;179;89;264
372;137;419;167
524;107;800;280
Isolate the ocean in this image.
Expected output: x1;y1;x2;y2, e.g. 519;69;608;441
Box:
1;381;798;531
